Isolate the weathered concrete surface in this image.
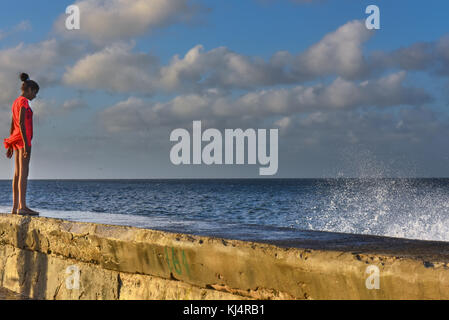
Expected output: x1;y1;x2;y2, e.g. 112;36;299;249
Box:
0;287;30;300
1;213;449;300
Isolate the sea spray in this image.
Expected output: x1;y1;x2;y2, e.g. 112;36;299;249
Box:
303;148;449;241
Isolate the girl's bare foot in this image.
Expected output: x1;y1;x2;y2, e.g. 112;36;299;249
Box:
18;208;39;216
24;206;38;213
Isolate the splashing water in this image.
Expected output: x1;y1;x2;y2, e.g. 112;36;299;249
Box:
306;148;449;241
303;178;449;241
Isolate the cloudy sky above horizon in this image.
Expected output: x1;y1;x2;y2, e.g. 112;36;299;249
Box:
0;0;448;179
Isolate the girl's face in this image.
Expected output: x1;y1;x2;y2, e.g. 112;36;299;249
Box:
23;88;38;101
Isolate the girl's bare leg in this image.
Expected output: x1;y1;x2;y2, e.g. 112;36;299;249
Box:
18;147;30;211
17;147;39;215
11;149;19;214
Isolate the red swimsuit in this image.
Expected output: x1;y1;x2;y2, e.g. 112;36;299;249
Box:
3;96;33;150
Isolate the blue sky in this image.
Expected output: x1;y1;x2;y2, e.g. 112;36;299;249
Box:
0;0;448;178
4;1;448;52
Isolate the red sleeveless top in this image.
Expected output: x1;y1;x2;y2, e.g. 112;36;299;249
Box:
3;96;33;150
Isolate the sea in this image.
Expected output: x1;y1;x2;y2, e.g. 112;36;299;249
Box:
0;179;448;242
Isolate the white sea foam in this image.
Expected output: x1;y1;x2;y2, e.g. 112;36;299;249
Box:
306;148;449;241
0;206;230;235
303;178;449;241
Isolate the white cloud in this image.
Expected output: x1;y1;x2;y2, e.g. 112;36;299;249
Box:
63;43;291;93
274;116;291;130
98;97;160;133
62;98;88;111
212;71;431;118
159;44;288;90
30;98;57;118
98;71;431;133
290;106;448;149
369;35;449;76
294;20;374;79
63;42;159;93
29;98;88;123
61;20;378;94
54;0;207;45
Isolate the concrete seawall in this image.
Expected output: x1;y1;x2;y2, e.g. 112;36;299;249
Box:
1;213;449;300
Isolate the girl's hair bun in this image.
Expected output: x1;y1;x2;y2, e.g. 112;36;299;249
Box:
20;72;39;93
20;73;30;82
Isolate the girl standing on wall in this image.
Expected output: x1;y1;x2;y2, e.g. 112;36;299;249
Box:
4;73;39;216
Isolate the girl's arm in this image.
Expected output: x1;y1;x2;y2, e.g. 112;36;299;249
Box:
19;107;30;155
6;117;15;158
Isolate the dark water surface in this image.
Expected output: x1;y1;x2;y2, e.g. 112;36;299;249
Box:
0;179;448;242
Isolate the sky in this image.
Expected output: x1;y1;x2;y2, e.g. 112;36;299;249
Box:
0;0;448;179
